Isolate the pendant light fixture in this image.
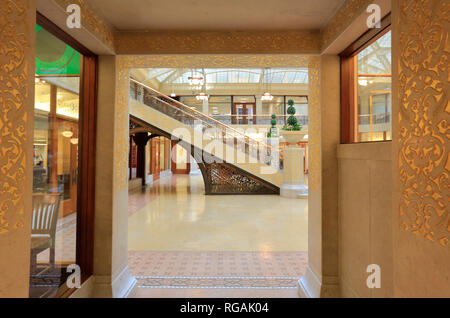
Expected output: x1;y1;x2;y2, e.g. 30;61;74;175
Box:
188;69;204;86
261;68;274;101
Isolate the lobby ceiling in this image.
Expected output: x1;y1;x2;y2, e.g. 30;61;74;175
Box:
88;0;347;31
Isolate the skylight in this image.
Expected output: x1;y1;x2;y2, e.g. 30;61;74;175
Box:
141;68;309;85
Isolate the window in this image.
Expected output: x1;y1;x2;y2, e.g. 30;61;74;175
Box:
340;15;391;143
209;96;231;115
262;96;284;115
209;96;232;124
31;16;97;298
179;96;203;112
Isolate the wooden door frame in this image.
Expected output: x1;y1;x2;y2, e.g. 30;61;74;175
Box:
339;14;391;144
37;12;98;292
171;141;191;174
232;102;256;124
246;103;257;125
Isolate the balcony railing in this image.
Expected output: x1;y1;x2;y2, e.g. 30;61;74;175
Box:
358;113;391;125
209;114;309;126
130;79;281;168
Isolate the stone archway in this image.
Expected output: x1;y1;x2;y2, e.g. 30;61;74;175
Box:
95;54;339;297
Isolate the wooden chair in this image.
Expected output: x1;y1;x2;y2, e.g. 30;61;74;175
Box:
30;193;61;274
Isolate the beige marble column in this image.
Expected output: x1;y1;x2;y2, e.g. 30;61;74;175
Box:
202;98;209;114
280;138;308;199
256;99;263;121
73;56;137;298
0;0;36;298
298;55;340;297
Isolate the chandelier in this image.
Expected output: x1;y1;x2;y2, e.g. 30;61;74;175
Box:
260;68;273;101
195;92;208;101
188;76;204;86
261;92;274;101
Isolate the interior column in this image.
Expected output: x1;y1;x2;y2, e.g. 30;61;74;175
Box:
75;55;137;298
298;55;340;298
132;132;151;186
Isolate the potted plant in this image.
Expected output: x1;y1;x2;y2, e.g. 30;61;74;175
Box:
280;99;306;145
267;114;278;138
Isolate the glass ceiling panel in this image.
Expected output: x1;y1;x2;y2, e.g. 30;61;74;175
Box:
358;31;391;75
156;71;174;82
145;68;309;84
262;68;308;84
145;68;173;79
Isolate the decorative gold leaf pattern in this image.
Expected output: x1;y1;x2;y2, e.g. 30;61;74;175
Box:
0;0;31;234
307;60;321;192
115;30;321;54
397;0;450;248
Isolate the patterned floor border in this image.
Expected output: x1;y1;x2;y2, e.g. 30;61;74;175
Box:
136;275;300;289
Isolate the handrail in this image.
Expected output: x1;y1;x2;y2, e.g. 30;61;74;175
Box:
130;78;279;154
209;114;308;118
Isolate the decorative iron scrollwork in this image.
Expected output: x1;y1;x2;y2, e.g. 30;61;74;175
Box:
201;162;279;195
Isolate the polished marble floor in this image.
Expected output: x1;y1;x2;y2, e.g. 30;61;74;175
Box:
34;173;308;297
128;174;308;251
128;174;308;297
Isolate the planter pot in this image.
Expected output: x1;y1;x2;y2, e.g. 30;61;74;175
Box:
279;131;308;199
280;130;307;145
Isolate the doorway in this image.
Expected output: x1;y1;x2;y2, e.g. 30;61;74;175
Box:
232;103;256;125
120;60;319;298
29;13;97;298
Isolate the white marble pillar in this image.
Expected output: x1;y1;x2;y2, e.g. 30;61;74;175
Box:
256;99;263;123
202;98;209;114
280;143;308;198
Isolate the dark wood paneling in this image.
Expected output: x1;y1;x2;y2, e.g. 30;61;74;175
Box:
340;55;357;144
76;55;98;283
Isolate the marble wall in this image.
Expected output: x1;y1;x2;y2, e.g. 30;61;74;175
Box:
338;142;394;297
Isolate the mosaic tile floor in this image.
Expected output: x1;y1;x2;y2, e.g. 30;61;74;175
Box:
128;251;307;291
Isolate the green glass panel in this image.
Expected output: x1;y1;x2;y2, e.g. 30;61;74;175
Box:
35;24;80;75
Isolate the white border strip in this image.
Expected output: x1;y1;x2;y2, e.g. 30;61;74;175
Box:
135;276;300;280
137;286;298;289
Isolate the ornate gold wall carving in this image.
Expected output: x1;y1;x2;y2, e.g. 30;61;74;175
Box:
114;55;321;191
307;59;321;192
115;30;321;55
397;0;449;248
321;0;372;51
114;59;130;191
53;0;115;51
0;0;31;234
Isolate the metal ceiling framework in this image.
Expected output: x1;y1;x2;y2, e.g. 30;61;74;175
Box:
138;68;309;86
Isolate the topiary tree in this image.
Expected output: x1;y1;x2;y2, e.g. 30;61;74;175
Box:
270;114;277;127
283;99;302;131
267;114;278;137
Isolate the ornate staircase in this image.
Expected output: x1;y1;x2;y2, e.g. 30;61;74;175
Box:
129;79;283;195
